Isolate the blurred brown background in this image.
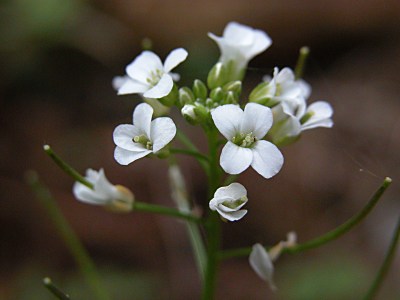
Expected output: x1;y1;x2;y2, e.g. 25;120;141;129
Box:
1;0;400;299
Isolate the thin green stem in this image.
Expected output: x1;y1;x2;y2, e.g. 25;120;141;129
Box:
364;215;400;300
43;277;71;300
167;161;207;280
202;127;221;300
26;171;110;300
170;148;209;162
294;46;310;80
133;201;202;223
223;174;238;186
43;145;93;189
176;130;209;173
219;177;392;260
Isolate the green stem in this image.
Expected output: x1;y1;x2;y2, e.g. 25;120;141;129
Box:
170;148;209;162
176;130;209;173
133;201;201;223
26;171;110;300
294;46;310;80
167;160;207;280
202;128;221;300
43;145;93;189
219;177;392;260
364;215;400;300
43;277;70;300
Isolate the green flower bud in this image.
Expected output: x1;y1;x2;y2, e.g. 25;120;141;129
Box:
223;80;242;96
210;87;224;103
224;90;238;104
193;79;208;100
249;82;275;106
179;87;195;106
207;62;228;89
193;103;210;123
181;104;198;125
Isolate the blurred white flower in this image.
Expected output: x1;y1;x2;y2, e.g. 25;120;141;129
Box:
211;103;283;179
115;48;188;98
73;168;133;212
208;22;272;80
113;103;176;165
249;243;276;290
270;100;333;146
209;183;248;221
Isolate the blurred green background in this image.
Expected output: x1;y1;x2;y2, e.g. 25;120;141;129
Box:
1;0;399;299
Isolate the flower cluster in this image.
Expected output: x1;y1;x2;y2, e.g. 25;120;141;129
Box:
69;21;333;291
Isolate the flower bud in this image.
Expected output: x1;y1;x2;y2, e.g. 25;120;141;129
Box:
207;62;228;89
107;185;134;212
179;87;195;106
193;79;208;100
210;87;224;103
223;80;242;96
248;81;275;106
181;104;198;124
224;90;238;104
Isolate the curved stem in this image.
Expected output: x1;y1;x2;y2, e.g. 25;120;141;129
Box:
219;177;392;260
133;201;201;223
43;145;93;189
364;215;400;300
27;171;110;300
43;277;70;300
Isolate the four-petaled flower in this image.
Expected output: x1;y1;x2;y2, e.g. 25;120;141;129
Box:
116;48;188;99
211;103;284;179
209;183;248;221
208;22;272;80
113;103;176;165
73;168;134;212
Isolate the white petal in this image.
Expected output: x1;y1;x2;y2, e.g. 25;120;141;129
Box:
302;101;333;130
249;243;276;290
114;146;151;165
223;22;254;45
216;207;247;221
247;29;272;59
133;103;153;138
211;104;243;140
113;124;147;151
93;169;118;199
73;182;108;205
220;142;253;174
298;79;311;99
117;78;150;95
143;73;173;99
126;51;163;84
240;103;273;139
112;75;128;90
163;48;188;73
214;182;247;200
251;140;284;179
150;117;177;153
276;67;295;83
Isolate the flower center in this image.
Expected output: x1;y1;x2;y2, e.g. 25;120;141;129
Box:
222;196;247;209
133;134;153;150
232;132;257;148
146;69;163;86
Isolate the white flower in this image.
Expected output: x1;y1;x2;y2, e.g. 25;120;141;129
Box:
270;100;333;146
113;103;176;165
211;103;284;179
208;22;272;80
209;183;248;221
116;48;188;98
249;243;276;290
73;168;134;212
